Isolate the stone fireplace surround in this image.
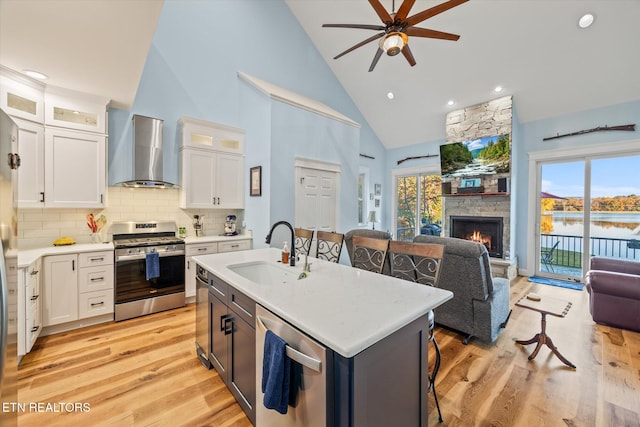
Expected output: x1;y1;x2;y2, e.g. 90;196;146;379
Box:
443;96;517;280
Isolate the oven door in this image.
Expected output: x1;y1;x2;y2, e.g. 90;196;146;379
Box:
115;253;185;304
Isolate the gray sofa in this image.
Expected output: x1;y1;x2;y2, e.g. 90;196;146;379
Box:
413;235;511;343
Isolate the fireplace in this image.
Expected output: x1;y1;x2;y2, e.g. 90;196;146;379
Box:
450;216;503;258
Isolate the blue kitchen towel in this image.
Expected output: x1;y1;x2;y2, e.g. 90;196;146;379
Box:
145;251;160;280
262;330;290;414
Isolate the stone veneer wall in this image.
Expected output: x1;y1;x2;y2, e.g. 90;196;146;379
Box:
444;96;513;259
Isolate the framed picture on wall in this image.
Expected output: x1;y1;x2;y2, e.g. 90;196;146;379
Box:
375;198;380;208
375;183;381;196
250;166;262;197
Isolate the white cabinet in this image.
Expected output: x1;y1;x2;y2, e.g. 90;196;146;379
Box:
18;258;43;357
44;85;109;134
14;118;45;207
185;238;252;299
43;254;78;326
179;117;245;209
43;250;114;327
185;242;218;299
78;251;114;319
44;128;106;208
180;149;244;209
0;71;45;123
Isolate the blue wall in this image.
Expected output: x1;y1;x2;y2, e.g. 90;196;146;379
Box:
108;0;386;244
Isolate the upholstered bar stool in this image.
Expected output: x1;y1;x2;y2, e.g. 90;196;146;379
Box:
388;240;445;423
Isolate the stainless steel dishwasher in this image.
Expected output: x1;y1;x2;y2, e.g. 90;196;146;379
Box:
255;305;331;426
195;264;211;369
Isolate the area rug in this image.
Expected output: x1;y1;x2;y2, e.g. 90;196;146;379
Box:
528;276;584;291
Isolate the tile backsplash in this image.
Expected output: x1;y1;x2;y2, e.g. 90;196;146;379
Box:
18;187;243;249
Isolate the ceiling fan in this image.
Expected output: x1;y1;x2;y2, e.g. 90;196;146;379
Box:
322;0;468;72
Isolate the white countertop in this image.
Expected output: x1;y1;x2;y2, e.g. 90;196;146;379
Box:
184;234;252;244
18;243;114;268
193;248;453;358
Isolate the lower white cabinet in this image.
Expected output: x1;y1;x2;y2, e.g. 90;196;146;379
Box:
18;258;42;357
185;238;252;299
43;250;114;327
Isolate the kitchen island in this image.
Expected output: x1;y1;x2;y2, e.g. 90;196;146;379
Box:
194;247;453;426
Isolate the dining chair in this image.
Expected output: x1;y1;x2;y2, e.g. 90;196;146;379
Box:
294;228;314;256
315;231;344;263
351;235;389;274
388;240;445;423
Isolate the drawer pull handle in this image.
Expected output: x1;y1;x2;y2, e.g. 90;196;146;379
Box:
30;295;40;301
198;248;208;251
231;244;239;248
90;302;105;307
30;270;39;275
31;326;40;333
90;277;104;282
90;257;105;262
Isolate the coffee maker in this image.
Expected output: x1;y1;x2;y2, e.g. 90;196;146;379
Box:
224;215;238;236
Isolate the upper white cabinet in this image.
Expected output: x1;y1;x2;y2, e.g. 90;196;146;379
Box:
14;118;45;207
0;72;45;123
180;116;244;154
179;117;245;209
44;85;109;134
45;128;106;208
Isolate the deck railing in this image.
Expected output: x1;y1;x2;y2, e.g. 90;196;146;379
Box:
541;233;640;269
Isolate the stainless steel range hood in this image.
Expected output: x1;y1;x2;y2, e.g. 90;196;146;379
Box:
120;114;176;188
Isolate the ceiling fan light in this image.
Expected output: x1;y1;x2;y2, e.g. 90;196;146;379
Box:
381;32;407;56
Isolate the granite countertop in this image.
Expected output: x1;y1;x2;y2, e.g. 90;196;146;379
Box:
193;248;453;358
18;242;114;268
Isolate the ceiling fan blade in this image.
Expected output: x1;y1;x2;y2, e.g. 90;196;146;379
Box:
333;32;386;60
406;27;460;41
406;0;468;27
368;0;393;24
401;44;417;67
322;23;386;31
369;48;384;72
395;0;416;21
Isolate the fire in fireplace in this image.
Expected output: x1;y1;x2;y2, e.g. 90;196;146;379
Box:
450;216;503;257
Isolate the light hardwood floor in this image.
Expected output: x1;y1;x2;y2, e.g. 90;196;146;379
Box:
17;276;640;426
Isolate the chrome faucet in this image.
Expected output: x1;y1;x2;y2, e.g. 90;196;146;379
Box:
265;220;296;266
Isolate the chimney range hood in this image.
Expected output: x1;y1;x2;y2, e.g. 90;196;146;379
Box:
120;114;176;188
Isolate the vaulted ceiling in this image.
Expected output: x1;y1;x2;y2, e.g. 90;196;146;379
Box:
2;0;638;149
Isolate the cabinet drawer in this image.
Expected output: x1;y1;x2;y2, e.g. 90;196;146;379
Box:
79;265;114;293
186;243;218;256
219;240;251;253
79;251;113;267
209;274;229;300
229;288;255;326
79;289;114;319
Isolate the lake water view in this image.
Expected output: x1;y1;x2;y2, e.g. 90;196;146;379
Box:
544;212;640;239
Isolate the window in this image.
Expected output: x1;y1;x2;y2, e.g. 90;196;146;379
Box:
358;167;369;225
393;169;442;241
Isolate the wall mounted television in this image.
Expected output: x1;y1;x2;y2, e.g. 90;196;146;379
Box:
439;134;511;178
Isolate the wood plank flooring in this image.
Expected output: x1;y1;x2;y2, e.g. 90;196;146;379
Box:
17;276;640;426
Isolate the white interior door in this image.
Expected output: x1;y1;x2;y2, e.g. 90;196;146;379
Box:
295;165;338;233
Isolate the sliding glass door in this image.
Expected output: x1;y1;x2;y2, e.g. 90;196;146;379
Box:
536;153;640;280
394;171;442;241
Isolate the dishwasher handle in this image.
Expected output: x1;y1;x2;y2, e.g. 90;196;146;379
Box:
256;315;322;373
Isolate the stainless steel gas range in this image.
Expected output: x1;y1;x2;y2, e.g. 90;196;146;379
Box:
111;221;185;321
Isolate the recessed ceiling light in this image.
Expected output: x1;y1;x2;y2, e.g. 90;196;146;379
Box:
387;91;395;100
494;86;503;93
578;13;595;29
447;100;455;106
22;69;48;80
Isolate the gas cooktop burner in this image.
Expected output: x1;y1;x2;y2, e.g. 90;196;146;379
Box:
110;221;183;248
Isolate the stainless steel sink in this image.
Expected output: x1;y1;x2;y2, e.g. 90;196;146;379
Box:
227;261;298;285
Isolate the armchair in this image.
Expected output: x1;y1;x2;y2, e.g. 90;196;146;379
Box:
585;257;640;332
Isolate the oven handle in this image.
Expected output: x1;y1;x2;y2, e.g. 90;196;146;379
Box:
116;251;185;261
